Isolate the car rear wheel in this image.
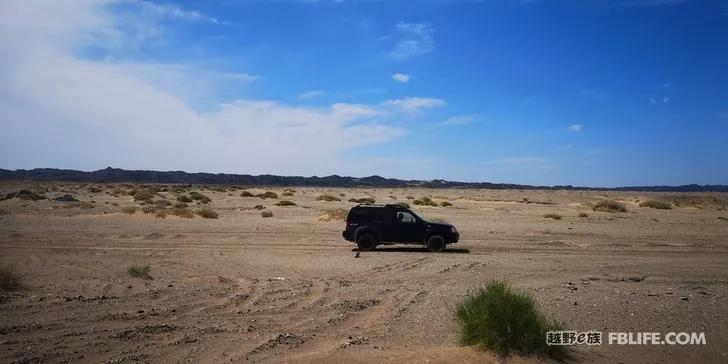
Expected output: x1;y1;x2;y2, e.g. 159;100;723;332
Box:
426;235;445;252
356;233;377;251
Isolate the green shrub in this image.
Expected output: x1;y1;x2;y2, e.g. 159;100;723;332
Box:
261;210;273;218
275;200;296;206
127;265;151;279
0;264;22;291
639;200;672;209
543;213;562;220
316;194;341;202
257;191;278;199
133;190;154;201
592;199;627;213
348;197;375;204
196;208;218;219
189;191;211;203
121;206;137;214
413;196;438;207
455;280;565;359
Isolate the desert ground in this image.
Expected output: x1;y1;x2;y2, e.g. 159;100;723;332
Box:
1;181;727;363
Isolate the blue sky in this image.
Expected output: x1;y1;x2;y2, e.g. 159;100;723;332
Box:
1;0;727;186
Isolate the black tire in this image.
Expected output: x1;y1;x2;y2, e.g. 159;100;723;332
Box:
426;235;445;252
356;233;377;251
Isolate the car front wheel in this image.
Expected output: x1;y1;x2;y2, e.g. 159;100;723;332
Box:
356;233;377;251
426;235;445;252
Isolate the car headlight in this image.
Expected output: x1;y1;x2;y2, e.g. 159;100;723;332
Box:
451;226;458;233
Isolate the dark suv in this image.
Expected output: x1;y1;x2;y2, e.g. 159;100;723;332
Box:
342;204;459;252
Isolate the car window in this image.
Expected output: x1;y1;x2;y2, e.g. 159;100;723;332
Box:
396;211;416;224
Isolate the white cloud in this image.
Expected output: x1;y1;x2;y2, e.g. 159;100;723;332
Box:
0;0;420;176
568;124;583;132
392;73;410;83
297;90;325;99
124;0;227;24
390;22;435;60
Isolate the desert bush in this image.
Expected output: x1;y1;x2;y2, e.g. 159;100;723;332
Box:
189;191;211;203
441;201;453;207
592;199;627;213
261;210;273;218
455;280;565;359
718;216;728;221
406;195;414;200
318;208;348;221
544;213;562;220
88;186;103;193
153;199;171;207
253;204;266;210
196;208;219;219
413;196;438;207
578;212;589;218
133;190;154;201
392;202;410;208
142;205;156;214
257;191;278;199
173;202;188;208
348;197;375;204
171;208;195;218
282;191;294;197
0;264;22;291
177;195;193;203
127;265;151;279
316;194;341;202
154;210;168;218
240;191;255;197
275;200;296;206
121;206;137;214
639;200;672;209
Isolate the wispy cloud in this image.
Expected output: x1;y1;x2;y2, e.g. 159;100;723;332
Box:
392;73;410;83
568;124;583;132
298;90;325;100
124;0;228;24
390;22;435;60
382;97;446;112
441;115;478;126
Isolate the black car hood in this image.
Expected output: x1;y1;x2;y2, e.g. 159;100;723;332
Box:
426;222;453;229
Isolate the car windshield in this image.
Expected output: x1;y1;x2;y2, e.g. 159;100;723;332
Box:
407;209;427;222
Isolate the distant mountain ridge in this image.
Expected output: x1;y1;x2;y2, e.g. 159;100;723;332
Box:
0;167;726;192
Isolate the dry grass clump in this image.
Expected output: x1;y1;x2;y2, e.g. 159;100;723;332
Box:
578;212;589;218
592;199;627;213
316;194;341;202
455;280;565;359
142;205;156;214
440;201;453;207
318;208;348;222
413;196;438;207
127;265;151;279
121;206;137;214
392;202;410;208
154;210;168;218
406;195;414;200
543;213;562;220
64;201;95;209
133;190;155;201
275;200;296;206
173;202;188;209
639;200;672;209
257;191;278;199
88;186;103;193
261;210;273;218
189;191;211;203
196;208;219;219
0;264;23;291
153;199;172;207
349;197;375;204
171;208;195;218
282;191;294;197
240;191;255;197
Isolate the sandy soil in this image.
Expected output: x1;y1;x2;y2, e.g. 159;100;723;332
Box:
1;182;727;363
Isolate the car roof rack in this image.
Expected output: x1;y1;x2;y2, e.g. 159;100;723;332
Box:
355;203;409;209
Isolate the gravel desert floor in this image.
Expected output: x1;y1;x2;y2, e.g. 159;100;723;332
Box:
1;182;727;363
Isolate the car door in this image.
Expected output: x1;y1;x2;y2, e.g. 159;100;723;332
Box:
394;210;424;242
372;208;396;242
